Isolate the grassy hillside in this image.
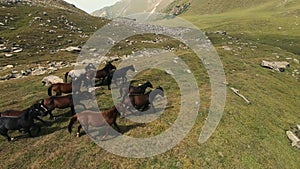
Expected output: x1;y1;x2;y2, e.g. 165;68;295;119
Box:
0;1;108;66
0;0;299;168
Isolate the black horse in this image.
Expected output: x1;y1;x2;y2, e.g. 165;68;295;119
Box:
0;104;46;141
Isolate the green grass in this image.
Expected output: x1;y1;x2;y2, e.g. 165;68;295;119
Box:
0;1;300;168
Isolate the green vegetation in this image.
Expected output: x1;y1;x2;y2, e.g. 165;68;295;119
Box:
0;0;299;168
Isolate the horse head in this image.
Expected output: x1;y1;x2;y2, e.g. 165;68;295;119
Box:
29;104;46;117
145;81;153;88
105;62;116;71
85;63;96;71
36;100;49;116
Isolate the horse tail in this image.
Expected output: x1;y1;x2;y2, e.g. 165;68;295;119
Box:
68;114;78;133
48;85;53;96
64;72;69;82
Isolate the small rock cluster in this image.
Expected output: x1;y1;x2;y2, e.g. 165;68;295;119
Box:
0;61;71;81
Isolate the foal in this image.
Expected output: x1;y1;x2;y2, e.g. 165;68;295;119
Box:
68;103;126;138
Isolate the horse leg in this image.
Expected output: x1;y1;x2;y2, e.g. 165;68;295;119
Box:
150;103;156;113
70;106;75;115
35;117;47;124
77;124;82;137
24;127;33;137
102;125;109;140
25;124;41;137
0;128;12;141
48;110;56;120
113;121;122;134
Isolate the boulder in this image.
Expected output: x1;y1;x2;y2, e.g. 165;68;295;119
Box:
42;75;63;86
261;60;290;72
31;69;47;76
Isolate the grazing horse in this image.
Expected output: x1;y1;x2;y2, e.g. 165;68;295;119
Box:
123;86;164;112
68;103;126;138
40;92;94;119
64;63;96;82
0;104;45;141
0;104;48;123
120;81;153;101
106;65;135;89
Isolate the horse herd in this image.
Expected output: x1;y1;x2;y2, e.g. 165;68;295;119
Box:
0;59;165;141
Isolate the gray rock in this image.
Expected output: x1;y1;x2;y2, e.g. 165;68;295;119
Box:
1;73;12;80
42;75;63;86
5;53;13;57
31;69;46;76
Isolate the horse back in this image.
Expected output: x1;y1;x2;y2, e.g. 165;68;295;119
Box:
53;95;73;108
0;110;23;117
0;116;21;130
77;111;106;127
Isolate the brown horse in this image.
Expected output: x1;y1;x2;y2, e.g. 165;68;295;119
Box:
48;82;72;96
40;92;95;119
123;86;164;112
0;104;48;124
48;73;89;96
68;103;126;138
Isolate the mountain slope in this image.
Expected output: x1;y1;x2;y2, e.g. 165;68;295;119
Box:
0;0;299;168
0;0;108;66
169;0;300;55
91;0;174;18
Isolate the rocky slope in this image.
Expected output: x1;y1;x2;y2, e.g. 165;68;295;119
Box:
91;0;174;18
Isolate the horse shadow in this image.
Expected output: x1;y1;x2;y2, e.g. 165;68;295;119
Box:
76;123;146;141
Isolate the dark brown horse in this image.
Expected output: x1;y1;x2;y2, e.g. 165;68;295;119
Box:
120;81;153;101
0;104;48;123
0;104;46;141
95;60;117;84
68;103;126;138
123;86;164;112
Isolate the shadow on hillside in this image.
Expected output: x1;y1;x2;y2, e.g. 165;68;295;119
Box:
73;123;146;141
